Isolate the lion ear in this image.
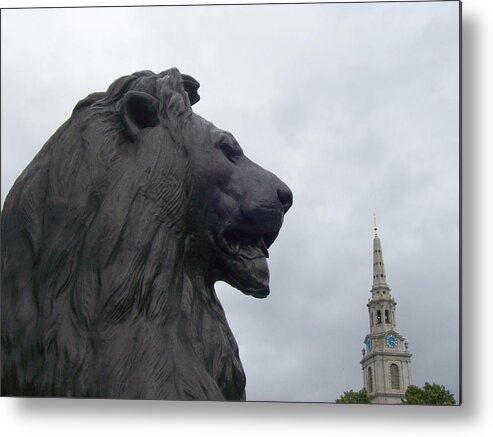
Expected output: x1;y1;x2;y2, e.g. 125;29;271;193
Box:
181;74;200;106
120;91;160;141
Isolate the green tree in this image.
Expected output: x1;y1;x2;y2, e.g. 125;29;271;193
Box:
335;389;371;404
402;382;456;405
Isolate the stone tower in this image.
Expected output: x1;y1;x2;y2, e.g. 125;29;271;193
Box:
360;218;412;404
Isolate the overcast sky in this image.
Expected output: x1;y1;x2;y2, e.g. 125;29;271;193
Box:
1;1;460;403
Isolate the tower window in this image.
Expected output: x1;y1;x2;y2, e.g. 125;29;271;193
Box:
368;367;373;393
390;364;400;389
371;312;374;326
385;309;390;323
377;310;382;324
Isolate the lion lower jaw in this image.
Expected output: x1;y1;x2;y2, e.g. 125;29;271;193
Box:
242;286;270;299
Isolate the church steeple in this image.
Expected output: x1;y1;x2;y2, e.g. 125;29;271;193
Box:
372;215;388;289
360;219;412;404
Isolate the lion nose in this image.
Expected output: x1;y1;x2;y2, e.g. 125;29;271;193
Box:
277;184;293;214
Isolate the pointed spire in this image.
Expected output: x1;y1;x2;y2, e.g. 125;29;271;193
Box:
372;216;389;289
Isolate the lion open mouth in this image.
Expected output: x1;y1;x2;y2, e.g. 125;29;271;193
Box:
215;226;281;298
217;228;279;260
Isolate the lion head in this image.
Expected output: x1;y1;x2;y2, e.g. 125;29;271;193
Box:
1;68;292;400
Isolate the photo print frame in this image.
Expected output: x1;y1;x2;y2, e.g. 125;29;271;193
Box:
1;0;461;404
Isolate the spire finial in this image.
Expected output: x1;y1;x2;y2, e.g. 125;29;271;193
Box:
373;213;378;236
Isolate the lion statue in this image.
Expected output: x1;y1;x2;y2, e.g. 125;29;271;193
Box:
1;68;292;400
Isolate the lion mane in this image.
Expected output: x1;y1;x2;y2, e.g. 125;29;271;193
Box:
1;68;292;400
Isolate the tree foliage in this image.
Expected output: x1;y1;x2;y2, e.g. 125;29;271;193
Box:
402;382;456;405
335;389;371;404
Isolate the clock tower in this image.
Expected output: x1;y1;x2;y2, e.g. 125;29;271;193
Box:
360;219;412;404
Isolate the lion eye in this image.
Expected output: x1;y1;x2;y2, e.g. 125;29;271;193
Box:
219;142;242;163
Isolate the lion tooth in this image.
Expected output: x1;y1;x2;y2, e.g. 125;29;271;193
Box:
260;236;269;258
231;241;240;255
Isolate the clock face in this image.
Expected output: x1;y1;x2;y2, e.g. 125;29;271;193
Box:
386;334;398;348
366;339;373;352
